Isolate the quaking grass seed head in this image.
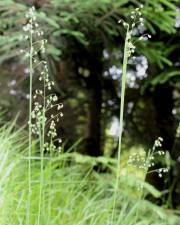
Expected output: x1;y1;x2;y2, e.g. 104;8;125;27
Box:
128;136;169;179
24;6;64;153
118;4;152;57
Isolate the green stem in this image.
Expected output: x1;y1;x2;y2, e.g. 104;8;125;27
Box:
37;64;46;224
27;24;33;225
48;138;53;223
111;24;129;224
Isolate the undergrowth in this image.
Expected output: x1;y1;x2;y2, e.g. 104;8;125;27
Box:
0;124;179;225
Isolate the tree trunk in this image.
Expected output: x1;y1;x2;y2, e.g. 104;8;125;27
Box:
84;46;103;156
85;80;102;156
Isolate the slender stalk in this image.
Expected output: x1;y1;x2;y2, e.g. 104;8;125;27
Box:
27;21;33;225
111;24;129;224
48;138;53;223
37;65;46;224
37;122;42;224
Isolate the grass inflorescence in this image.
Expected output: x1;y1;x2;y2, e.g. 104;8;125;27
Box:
22;6;63;224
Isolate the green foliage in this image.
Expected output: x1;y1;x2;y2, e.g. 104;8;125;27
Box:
143;0;177;34
0;0;178;61
151;70;180;85
138;42;173;69
0;0;179;92
0;124;179;225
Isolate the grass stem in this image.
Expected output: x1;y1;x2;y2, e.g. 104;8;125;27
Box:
27;22;33;225
111;24;129;224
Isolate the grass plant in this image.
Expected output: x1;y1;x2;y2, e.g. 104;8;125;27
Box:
27;7;33;225
0;5;179;225
24;6;63;224
111;22;130;225
111;5;146;224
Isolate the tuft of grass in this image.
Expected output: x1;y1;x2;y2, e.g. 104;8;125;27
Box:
0;125;179;225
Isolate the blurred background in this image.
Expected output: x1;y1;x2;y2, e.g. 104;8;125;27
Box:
0;0;180;207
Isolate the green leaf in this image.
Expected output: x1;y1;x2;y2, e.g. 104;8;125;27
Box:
151;71;180;85
160;0;176;10
46;44;62;56
60;29;88;45
38;12;60;29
